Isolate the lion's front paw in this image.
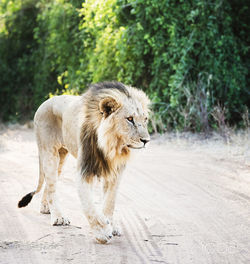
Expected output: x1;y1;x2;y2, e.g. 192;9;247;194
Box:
51;216;70;226
94;222;113;244
112;223;122;237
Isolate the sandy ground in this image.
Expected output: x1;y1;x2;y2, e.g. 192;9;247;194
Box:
0;125;249;264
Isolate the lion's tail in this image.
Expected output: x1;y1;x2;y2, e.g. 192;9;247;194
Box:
18;156;45;208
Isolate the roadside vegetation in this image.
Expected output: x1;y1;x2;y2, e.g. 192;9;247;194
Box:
0;0;249;133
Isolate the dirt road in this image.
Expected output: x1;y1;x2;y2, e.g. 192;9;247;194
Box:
0;126;249;264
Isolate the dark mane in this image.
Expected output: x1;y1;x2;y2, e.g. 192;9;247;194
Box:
88;81;130;98
80;123;110;180
80;81;130;182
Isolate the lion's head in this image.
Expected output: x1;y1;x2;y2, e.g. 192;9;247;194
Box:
97;86;150;157
80;82;150;180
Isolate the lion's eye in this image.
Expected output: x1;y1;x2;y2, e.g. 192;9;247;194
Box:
127;116;134;124
145;117;148;122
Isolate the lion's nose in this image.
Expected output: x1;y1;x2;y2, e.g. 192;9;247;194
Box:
140;138;150;145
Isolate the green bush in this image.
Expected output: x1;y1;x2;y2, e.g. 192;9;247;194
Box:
0;0;82;121
0;0;249;131
0;0;39;121
82;0;249;131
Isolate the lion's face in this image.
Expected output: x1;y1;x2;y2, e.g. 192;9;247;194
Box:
114;99;150;149
97;93;150;159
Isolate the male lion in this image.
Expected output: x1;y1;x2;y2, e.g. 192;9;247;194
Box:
18;81;150;243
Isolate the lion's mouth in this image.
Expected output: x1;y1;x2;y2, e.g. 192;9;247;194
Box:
127;144;145;149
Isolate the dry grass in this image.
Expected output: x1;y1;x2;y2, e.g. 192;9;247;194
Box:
152;130;250;167
1;122;250;168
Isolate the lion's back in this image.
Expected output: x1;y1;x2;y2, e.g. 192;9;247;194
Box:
34;95;82;153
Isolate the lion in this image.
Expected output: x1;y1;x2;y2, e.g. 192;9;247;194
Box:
18;81;150;244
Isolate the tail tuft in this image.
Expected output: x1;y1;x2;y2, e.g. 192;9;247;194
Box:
18;191;35;208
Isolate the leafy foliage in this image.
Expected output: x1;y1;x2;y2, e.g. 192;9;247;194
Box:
0;0;249;131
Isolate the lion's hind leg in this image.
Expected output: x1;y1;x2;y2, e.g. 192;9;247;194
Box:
40;184;50;214
38;155;50;214
40;148;68;214
41;149;70;226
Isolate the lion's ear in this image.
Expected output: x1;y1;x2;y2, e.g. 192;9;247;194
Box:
99;97;121;118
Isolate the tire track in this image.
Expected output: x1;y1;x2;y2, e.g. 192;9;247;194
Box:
120;209;151;264
134;212;166;258
128;210;167;263
121;208;168;264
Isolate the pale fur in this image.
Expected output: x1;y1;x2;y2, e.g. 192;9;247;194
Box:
20;82;150;244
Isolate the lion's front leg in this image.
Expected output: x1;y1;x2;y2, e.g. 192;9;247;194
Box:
103;177;122;236
77;174;113;244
